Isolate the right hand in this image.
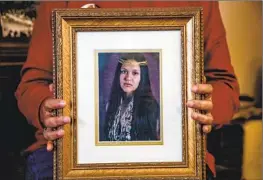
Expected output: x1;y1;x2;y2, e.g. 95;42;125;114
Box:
41;84;71;151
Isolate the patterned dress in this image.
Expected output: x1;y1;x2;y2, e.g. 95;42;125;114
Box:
108;96;134;141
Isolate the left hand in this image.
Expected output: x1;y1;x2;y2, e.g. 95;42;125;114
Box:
187;83;213;133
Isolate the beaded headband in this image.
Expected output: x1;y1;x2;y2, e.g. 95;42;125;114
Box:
119;58;148;66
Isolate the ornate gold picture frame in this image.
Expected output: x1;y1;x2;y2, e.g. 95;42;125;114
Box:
52;7;205;180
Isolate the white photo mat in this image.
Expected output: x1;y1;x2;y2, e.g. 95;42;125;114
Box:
76;30;183;164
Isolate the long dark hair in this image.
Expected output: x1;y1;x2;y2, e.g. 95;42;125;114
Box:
104;53;160;141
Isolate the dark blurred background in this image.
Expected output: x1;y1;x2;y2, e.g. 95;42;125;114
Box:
0;1;261;180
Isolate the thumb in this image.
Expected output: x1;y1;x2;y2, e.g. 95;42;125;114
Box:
49;83;54;93
203;76;207;84
47;140;54;151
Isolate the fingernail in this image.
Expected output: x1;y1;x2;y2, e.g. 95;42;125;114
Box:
63;117;70;123
192;112;198;119
59;100;66;106
46;141;53;151
47;146;53;151
192;85;198;92
187;101;194;107
204;126;210;133
57;129;64;136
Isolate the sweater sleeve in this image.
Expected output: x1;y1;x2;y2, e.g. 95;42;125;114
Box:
203;2;240;126
15;2;67;129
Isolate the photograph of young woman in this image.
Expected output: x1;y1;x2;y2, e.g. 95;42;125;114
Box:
99;52;161;142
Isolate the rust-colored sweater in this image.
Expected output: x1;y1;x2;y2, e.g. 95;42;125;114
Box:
15;1;240;177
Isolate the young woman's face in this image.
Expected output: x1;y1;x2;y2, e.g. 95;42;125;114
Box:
120;61;141;96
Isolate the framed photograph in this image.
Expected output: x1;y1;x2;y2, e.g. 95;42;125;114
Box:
52;7;205;180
